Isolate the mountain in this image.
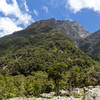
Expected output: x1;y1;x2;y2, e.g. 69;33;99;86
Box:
0;18;100;100
0;18;96;75
79;30;100;61
27;18;90;44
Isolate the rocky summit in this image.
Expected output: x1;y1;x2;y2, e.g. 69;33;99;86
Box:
27;18;90;44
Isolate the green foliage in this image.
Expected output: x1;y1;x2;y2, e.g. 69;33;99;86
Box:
0;72;54;99
85;69;100;86
0;29;96;75
0;74;17;99
68;65;100;88
79;31;100;62
0;20;99;99
14;75;25;97
0;65;100;99
48;63;68;95
68;66;86;88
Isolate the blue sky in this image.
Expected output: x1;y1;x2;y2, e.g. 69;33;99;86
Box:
0;0;100;37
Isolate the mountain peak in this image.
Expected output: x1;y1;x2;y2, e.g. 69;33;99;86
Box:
26;18;57;31
26;19;90;43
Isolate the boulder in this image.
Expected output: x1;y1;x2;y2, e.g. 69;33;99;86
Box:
40;92;55;98
88;86;94;90
83;88;100;100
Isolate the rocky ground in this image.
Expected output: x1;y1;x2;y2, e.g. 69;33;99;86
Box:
6;97;83;100
6;86;100;100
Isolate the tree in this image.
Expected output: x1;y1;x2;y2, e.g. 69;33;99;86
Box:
14;75;25;97
0;74;6;99
33;71;48;96
25;71;52;96
48;63;68;95
68;66;85;88
85;70;100;86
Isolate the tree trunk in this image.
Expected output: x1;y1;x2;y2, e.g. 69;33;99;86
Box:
55;80;60;96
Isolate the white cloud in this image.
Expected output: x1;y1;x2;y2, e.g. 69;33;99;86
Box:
67;0;100;13
33;9;38;16
23;0;29;12
0;0;33;26
0;17;23;37
42;6;48;13
0;0;34;37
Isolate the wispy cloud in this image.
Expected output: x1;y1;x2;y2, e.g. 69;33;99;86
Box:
67;0;100;13
33;9;38;16
42;6;48;13
23;0;29;12
0;0;34;37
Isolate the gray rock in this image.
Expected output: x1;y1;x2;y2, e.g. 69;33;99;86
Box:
95;86;100;89
83;88;100;100
88;86;94;90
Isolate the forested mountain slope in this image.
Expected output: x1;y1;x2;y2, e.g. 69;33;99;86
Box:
0;19;100;99
79;30;100;61
0;19;95;75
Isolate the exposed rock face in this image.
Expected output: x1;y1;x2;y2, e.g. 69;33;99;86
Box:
0;18;95;76
26;18;100;62
79;30;100;61
56;20;90;39
26;18;100;61
26;18;90;44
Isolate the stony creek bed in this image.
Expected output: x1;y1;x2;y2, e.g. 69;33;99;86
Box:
5;86;100;100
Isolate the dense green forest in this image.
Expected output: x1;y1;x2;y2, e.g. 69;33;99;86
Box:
0;29;97;75
0;19;100;99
